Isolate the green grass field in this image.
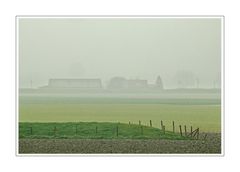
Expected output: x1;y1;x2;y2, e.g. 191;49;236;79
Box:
19;122;188;140
19;95;221;132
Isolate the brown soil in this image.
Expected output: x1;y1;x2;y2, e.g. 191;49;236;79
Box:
19;133;221;154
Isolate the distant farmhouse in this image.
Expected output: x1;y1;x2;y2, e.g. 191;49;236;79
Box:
108;77;148;89
108;76;163;90
42;78;102;89
127;79;148;88
107;77;128;89
39;76;163;91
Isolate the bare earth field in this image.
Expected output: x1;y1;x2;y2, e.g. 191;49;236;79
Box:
19;133;221;154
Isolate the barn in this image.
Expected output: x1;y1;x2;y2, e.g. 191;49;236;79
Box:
127;79;148;88
48;78;102;88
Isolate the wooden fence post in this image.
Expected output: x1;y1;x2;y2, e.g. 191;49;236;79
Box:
203;133;207;140
161;120;163;129
29;127;32;135
116;125;119;137
141;126;143;135
53;126;57;136
190;126;193;137
184;125;187;136
139;120;141;125
192;128;198;138
172;121;175;133
150;120;152;127
179;125;182;136
197;128;199;140
163;125;165;135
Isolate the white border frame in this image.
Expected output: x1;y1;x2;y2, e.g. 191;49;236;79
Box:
15;15;224;157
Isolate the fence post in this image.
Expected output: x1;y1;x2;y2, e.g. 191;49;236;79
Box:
141;126;143;135
190;126;193;137
161;120;163;129
184;125;187;136
203;133;207;140
139;120;141;125
163;125;165;135
29;127;32;135
172;121;175;133
129;121;131;125
197;128;199;140
192;128;198;138
116;125;119;137
53;126;57;136
179;125;182;136
150;120;152;127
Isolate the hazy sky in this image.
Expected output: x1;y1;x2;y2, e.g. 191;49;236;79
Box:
19;17;222;88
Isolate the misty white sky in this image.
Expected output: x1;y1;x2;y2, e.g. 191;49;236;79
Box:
19;17;221;88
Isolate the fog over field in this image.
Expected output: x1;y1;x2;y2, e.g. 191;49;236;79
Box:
18;18;222;155
19;18;221;89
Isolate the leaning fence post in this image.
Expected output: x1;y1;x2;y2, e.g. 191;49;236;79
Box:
197;128;199;140
192;128;198;138
150;120;152;127
179;125;182;136
203;133;207;140
172;121;175;133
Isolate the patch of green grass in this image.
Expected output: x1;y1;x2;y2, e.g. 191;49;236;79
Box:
19;103;221;132
19;122;188;140
19;95;221;132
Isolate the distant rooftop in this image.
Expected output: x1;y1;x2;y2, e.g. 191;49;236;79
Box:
48;78;102;88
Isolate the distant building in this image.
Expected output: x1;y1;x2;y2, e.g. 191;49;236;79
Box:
42;76;162;91
155;75;163;89
127;79;148;88
108;77;148;89
47;78;102;88
108;77;128;89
